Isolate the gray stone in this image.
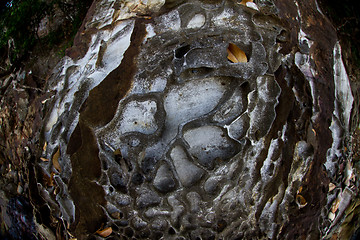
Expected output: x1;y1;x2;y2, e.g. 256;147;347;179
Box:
170;145;204;187
153;164;176;193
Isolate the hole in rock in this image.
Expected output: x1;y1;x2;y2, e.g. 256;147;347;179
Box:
168;227;176;235
125;227;134;237
175;44;191;58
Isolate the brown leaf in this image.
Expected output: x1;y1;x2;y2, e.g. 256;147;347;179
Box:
40;157;49;162
227;43;248;63
96;227;112;238
43;172;55;187
240;0;253;6
296;194;307;208
331;196;341;213
329;183;336;192
52;148;61;172
43;142;47;152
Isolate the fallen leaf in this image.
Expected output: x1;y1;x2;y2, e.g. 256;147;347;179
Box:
312;128;316;136
96;227;112;237
43;172;55;187
296;194;307;208
240;0;253;5
43;142;47;152
40;157;49;162
227;43;248;63
52;148;61;172
331;196;341;213
329;182;336;192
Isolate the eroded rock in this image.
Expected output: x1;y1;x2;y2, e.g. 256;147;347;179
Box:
37;0;356;239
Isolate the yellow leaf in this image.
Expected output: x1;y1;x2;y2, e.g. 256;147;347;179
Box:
52;148;61;173
43;142;47;152
329;182;336;192
96;227;112;237
296;194;307;208
40;157;49;162
227;43;248;63
240;0;253;6
331;196;341;213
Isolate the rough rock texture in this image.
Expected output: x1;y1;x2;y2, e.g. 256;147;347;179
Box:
1;0;358;239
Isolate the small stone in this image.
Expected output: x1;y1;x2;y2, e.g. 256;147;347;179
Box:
132;216;147;230
204;176;222;194
131;172;144;185
110;173;128;193
153;164;176;193
136;187;161;209
170;145;204;187
228;114;250;140
183;126;240;169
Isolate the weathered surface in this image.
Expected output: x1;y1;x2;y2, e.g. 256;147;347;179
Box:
2;0;356;239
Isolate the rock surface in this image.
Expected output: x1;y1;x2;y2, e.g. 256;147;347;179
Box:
1;0;359;239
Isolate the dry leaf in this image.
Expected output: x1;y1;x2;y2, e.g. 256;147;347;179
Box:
331;196;341;213
43;142;47;152
96;227;112;237
43;172;55;187
40;157;49;162
227;43;248;63
329;183;336;192
52;148;61;172
296;194;307;208
240;0;253;5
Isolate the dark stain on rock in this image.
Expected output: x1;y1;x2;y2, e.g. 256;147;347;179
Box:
275;0;337;238
67;19;148;237
80;20;147;128
68;121;106;236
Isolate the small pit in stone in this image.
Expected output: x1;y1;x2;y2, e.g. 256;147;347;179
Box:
175;44;191;58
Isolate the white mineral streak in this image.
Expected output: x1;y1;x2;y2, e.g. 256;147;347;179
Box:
295;52;318;116
333;41;354;129
45;0;167;138
298;29;314;49
45;20;134;142
324;42;354;175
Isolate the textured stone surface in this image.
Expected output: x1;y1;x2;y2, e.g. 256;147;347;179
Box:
35;0;357;239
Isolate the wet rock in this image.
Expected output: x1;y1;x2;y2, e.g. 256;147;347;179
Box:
153;163;176;193
109;173;128;193
228;113;250;141
136;187;161;209
212;85;249;124
204;176;223;194
170;145;204;187
183;126;240;169
34;0;357;239
117;99;159;135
